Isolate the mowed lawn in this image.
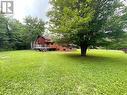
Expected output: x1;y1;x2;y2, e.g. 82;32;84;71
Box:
0;50;127;95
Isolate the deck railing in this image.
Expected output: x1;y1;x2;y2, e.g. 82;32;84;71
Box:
32;44;50;50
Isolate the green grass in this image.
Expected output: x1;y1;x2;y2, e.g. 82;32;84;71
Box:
0;50;127;95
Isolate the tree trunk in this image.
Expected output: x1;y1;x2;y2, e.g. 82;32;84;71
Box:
81;45;88;57
31;42;33;49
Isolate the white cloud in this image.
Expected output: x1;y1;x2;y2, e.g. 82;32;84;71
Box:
2;0;127;23
13;0;50;22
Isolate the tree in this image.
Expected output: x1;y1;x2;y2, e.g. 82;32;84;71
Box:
8;18;27;50
0;15;45;50
0;14;10;50
48;0;127;56
107;33;127;50
24;16;45;48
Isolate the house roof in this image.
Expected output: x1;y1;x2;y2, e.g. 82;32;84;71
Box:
36;36;53;43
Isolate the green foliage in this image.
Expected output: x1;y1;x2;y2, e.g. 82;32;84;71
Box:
24;16;45;42
0;15;11;50
0;15;45;50
107;33;127;49
48;0;127;55
0;15;28;50
0;50;127;94
7;19;26;50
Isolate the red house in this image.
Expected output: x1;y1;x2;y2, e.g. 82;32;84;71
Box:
32;36;73;51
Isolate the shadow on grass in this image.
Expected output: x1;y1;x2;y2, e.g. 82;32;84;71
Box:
62;53;116;64
61;52;127;65
65;53;110;59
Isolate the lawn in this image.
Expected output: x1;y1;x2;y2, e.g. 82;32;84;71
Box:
0;50;127;95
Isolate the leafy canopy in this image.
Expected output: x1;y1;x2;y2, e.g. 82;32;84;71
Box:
48;0;127;55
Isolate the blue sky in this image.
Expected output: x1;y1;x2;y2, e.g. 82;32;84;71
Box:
13;0;50;22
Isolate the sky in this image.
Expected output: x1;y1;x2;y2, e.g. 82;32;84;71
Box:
12;0;127;23
0;0;127;23
13;0;51;22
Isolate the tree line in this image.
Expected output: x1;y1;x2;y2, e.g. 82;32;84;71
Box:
0;15;45;51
